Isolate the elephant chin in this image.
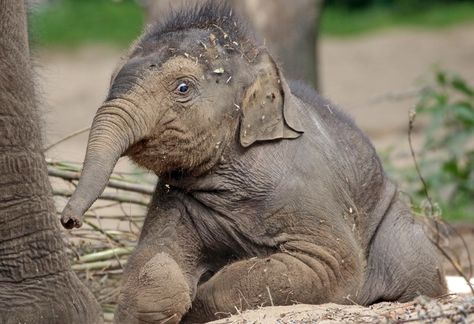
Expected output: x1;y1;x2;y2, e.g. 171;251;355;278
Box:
60;103;147;229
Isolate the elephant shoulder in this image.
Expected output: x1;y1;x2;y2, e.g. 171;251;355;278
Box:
289;80;355;127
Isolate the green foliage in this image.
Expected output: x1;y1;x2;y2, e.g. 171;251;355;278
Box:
325;0;474;10
412;71;474;220
28;0;474;47
322;2;474;36
29;0;144;48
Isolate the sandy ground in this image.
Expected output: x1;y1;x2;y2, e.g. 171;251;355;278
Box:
36;24;474;322
208;295;474;323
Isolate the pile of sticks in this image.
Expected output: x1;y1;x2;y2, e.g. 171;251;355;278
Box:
48;159;155;321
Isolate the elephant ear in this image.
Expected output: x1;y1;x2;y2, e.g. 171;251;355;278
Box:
239;52;304;148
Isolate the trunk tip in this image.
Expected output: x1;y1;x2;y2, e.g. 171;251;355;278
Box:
60;205;84;229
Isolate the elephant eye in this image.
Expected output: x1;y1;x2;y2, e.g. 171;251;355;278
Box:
176;82;190;95
172;78;197;101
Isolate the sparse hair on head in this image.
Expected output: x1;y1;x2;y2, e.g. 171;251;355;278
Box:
139;0;259;55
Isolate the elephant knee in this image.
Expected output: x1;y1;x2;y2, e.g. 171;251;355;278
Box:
115;252;191;324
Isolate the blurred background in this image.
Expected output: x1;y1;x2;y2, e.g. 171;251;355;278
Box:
26;1;474;318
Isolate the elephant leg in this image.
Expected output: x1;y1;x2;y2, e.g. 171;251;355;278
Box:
114;194;205;324
359;194;447;304
184;240;363;323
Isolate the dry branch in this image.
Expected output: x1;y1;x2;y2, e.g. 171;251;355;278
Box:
78;247;133;263
44;127;91;152
408;110;474;295
72;259;127;272
48;166;154;195
53;188;150;206
48;158;148;320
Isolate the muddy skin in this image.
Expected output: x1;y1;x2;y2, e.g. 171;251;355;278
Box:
59;2;447;323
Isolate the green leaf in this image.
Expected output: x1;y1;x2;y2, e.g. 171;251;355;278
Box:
452;102;474;126
436;70;447;86
451;76;474;97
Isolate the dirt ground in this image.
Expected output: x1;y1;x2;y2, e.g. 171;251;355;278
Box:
36;24;474;322
209;295;474;323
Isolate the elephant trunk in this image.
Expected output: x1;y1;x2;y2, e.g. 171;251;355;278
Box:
60;100;148;229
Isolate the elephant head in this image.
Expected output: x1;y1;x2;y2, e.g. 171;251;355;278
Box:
60;3;303;229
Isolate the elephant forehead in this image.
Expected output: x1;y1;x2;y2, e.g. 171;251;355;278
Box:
109;28;244;99
132;28;242;71
159;56;204;79
132;29;212;61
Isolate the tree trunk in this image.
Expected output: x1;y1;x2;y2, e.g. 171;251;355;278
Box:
141;0;324;89
0;1;101;323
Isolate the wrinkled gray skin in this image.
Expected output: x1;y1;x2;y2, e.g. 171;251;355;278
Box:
142;0;323;88
0;1;102;323
60;3;446;323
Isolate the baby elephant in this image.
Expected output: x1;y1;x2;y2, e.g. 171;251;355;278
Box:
61;2;446;323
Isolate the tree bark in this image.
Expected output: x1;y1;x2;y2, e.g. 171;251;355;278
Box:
0;1;101;323
141;0;324;89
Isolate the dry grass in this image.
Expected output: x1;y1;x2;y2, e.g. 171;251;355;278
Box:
48;159;153;321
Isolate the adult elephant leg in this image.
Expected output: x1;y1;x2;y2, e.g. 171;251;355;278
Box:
114;190;205;324
184;240;363;323
0;1;101;323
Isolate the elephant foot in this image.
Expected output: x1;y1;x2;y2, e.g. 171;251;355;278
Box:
0;271;102;324
185;241;363;323
114;252;192;324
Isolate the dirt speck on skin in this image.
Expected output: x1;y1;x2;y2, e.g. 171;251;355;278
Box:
209;295;474;323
